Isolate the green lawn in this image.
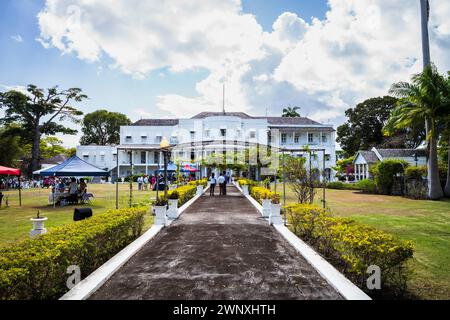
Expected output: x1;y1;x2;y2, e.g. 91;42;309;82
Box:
0;183;156;246
277;185;450;300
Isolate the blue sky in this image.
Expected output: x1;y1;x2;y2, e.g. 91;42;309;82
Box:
1;0;450;147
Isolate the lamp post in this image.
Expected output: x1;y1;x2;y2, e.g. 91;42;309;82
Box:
160;137;170;200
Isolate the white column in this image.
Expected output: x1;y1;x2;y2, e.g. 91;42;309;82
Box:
145;151;149;175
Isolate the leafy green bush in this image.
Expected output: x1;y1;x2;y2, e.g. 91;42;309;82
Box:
327;181;360;190
356;179;377;194
0;207;146;300
405;166;427;180
286;204;414;296
372;160;409;195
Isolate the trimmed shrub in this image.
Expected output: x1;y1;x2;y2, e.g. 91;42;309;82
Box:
168;184;196;207
250;186;278;204
372;160;409;195
356;179;377;194
188;178;208;187
286;204;414;296
0;207;146;300
327;181;360;190
405;166;427;180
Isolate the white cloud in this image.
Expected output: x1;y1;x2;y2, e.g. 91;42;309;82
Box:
11;35;23;43
37;0;450;123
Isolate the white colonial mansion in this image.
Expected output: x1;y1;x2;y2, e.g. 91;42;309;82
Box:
76;112;337;181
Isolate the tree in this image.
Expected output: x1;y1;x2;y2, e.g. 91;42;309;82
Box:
0;126;22;167
336;96;408;157
284;155;315;204
282;106;301;118
386;65;446;200
442;71;450;197
80;110;131;145
0;85;86;175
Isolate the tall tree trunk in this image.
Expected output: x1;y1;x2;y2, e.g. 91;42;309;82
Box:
427;119;444;199
444;134;450;197
30;124;41;178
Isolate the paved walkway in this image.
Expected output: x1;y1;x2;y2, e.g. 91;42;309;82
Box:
90;186;342;300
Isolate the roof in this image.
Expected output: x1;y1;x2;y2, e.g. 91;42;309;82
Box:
133;119;179;126
42;154;68;165
377;149;427;158
39;156;108;177
356;151;379;164
132;111;331;129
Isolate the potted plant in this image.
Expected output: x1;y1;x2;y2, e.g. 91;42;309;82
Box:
30;210;48;238
241;182;249;195
167;191;179;219
269;194;283;225
153;196;168;225
261;193;272;218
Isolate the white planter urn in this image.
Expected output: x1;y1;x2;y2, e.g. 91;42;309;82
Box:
30;217;48;238
167;199;179;219
196;185;204;195
269;203;283;225
262;199;271;218
242;185;249;195
154;205;168;226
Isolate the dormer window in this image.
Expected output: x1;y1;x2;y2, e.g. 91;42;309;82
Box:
141;134;147;142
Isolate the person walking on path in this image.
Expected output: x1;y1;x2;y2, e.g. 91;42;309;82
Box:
209;173;216;196
143;175;149;191
137;176;143;191
217;173;225;196
222;171;227;195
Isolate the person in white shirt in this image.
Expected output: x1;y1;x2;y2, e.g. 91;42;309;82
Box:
217;173;225;196
68;178;79;195
209;173;216;196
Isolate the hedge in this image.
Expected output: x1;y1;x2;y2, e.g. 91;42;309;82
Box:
0;207;146;300
167;184;197;207
250;186;278;205
327;181;361;191
188;178;208;187
356;179;377;194
286;204;414;296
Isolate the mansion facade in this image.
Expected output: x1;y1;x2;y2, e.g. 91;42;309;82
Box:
76;112;337;181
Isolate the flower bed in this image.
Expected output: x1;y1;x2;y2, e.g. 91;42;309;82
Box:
285;204;414;296
0;207;146;300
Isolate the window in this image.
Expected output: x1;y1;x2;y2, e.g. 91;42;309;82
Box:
141;152;146;164
141;135;147;142
190;131;195;141
83;155;89;161
155;136;162;143
322;134;327;143
236;130;242;138
308;133;314;143
220;129;227;137
100;154;105;162
294;134;300;144
113;153;117;162
249;131;256;139
125;135;132;142
170;136;178;144
325;154;331;161
281;133;287;144
205;130;210;138
154;152;159;164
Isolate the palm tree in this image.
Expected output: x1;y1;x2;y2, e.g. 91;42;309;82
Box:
282;106;301;118
442;71;450;197
386;65;445;200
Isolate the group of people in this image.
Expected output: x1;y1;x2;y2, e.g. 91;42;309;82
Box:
136;173;197;191
0;177;68;190
208;171;231;196
53;177;88;196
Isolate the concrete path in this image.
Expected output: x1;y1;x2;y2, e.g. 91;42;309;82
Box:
90;186;342;300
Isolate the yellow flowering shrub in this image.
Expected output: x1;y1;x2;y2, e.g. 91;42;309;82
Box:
167;184;197;207
250;186;278;205
0;207;146;300
286;204;414;296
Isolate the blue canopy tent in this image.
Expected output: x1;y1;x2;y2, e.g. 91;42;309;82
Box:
39;156;109;177
156;162;177;173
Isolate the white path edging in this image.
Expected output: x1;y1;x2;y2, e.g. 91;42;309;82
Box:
234;182;265;217
234;182;371;300
60;185;209;300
